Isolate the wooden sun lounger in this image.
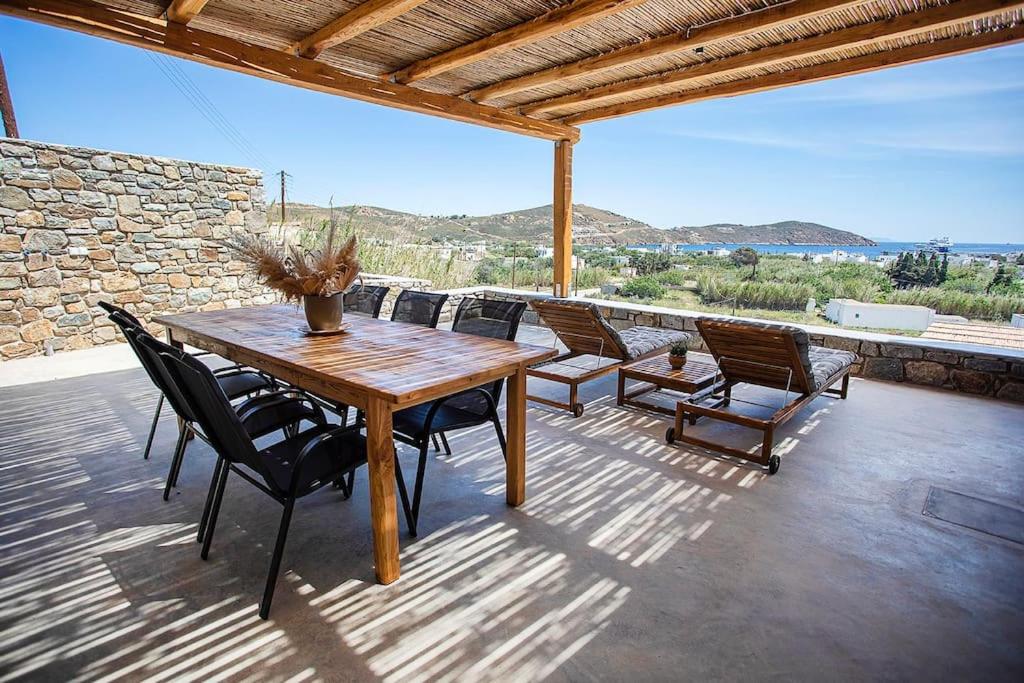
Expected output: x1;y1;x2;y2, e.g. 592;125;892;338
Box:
527;299;690;417
665;318;855;474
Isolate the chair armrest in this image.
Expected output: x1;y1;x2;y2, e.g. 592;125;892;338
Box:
236;390;325;424
420;387;498;436
289;424;365;495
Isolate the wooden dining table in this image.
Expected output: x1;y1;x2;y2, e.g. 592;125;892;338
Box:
155;303;556;584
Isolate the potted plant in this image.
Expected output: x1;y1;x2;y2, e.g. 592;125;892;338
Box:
228;223;360;332
668;341;689;370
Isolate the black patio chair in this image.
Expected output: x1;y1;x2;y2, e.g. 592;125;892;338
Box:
343;285;389;318
100;301;276;461
335;288;451;438
146;337;414;620
123;323;318;506
392;297;526;536
390;289;449;328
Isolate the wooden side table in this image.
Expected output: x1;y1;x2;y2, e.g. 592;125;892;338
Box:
617;353;727;422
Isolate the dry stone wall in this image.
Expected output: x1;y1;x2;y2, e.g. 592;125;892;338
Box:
0;138;274;358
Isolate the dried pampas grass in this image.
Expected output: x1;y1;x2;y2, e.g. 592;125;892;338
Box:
227;222;361;301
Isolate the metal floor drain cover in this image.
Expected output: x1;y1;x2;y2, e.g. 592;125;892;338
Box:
923;486;1024;545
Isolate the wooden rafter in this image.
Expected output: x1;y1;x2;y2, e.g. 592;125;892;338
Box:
166;0;208;24
293;0;429;59
390;0;649;84
467;0;866;103
523;0;1024;116
562;26;1024;124
0;0;579;142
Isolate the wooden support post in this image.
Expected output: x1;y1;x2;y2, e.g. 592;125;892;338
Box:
552;139;573;297
0;51;18;138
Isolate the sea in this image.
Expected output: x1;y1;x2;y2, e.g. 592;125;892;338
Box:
666;242;1024;258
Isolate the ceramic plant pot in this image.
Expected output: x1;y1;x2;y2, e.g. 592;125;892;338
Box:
669;353;687;370
303;292;344;331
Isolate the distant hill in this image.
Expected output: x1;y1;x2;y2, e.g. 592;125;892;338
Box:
281;203;874;246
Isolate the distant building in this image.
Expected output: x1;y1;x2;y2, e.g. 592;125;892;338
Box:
825;299;934;331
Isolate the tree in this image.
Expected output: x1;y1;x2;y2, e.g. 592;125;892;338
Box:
922;253;939;286
628;251;672;276
939;254;949;284
730;247;759;279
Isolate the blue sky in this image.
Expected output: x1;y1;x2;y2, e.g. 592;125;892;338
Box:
2;15;1022;243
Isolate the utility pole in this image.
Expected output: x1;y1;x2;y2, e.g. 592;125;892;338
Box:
278;170;287;224
0;51;19;139
511;243;517;290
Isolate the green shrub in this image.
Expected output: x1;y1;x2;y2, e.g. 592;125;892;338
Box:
655;269;689;287
622;276;666;300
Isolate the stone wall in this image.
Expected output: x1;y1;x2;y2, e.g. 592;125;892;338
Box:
0;138;272;358
473;287;1024;403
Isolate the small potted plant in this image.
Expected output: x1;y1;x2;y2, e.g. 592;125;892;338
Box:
668;341;689;370
228;222;360;333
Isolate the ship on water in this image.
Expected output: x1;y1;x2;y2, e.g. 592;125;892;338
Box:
916;236;954;253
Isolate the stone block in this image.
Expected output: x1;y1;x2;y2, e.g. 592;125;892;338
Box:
0;234;23;252
0;325;18;344
78;191;108;208
27;268;62;287
880;343;923;359
101;272;141;293
91;155;117;171
904;361;948;387
823;336;860;353
924;350;960;364
16;210;45;228
117;215;150;233
1;340;36;358
996;381;1024;402
20;319;53;342
949;370;993;395
863;357;904;382
60;277;90;294
116;194;142;216
131;262;160;274
963;357;1008;373
25;253;54;271
51;168;83;190
858;341;879;356
22;286;60;307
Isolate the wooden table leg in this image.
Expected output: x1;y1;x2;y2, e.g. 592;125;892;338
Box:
506;365;527;506
365;397;400;584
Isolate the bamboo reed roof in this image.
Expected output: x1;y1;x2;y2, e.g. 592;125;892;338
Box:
2;0;1021;140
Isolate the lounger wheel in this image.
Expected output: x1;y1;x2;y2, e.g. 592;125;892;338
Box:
767;454;781;475
665;427;675;444
572;403;584;418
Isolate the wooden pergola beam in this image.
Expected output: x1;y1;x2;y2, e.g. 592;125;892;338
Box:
293;0;429;59
390;0;649;84
165;0;208;24
562;26;1024;124
523;0;1024;116
0;0;580;142
467;0;866;103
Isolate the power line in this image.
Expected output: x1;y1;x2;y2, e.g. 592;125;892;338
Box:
146;53;271;169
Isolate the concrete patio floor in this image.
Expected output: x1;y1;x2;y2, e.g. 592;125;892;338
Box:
1;328;1022;681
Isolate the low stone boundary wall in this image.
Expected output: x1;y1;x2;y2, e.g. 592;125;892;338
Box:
1;138;269;358
470;287;1024;402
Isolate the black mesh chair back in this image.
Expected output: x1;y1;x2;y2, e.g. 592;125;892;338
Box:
448;298;527;411
344;285;389;318
145;337;270;484
98;300;142;327
390;290;449;328
125;325;199;424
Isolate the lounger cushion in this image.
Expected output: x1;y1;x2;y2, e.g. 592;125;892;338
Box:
619;326;692;360
807;346;857;391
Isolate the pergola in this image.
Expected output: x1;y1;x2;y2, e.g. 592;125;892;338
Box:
3;0;1020;295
